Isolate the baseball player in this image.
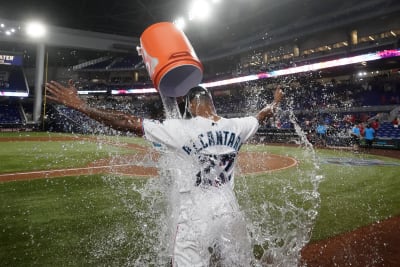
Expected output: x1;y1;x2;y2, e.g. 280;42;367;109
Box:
45;80;283;266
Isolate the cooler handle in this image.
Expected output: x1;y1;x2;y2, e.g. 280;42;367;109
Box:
169;51;191;59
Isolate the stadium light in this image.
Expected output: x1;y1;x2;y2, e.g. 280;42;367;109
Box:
173;17;186;30
188;0;211;21
25;21;46;38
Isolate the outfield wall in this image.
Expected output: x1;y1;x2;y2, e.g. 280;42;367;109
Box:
255;128;400;150
367;138;400;150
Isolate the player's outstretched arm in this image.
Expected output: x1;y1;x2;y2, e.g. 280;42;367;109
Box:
45;80;144;136
256;86;283;124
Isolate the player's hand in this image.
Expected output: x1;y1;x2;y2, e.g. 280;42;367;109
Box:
273;86;284;104
45;80;86;110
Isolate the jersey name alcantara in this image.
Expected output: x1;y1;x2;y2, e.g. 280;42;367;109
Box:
143;116;259;187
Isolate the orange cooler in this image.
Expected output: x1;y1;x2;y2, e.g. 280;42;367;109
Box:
138;22;203;97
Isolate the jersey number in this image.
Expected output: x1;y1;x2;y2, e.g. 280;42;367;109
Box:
195;153;236;187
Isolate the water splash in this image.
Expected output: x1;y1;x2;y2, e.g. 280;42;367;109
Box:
159;91;182;119
94;83;323;266
235;83;323;266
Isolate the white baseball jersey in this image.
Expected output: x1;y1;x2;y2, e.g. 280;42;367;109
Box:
143;116;259;266
143;116;259;188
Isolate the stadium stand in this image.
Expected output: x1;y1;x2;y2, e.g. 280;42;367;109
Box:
376;122;400;139
74;56;142;72
0;101;26;132
0;17;398;149
0;103;23;124
40;69;400;150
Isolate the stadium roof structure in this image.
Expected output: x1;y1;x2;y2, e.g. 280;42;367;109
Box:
1;0;399;61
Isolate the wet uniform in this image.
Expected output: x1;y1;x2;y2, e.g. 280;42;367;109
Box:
143;116;259;266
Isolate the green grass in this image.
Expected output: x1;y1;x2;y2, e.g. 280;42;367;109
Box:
97;134;152;147
240;144;400;241
313;156;400;240
1;133;400;265
0;132;72;138
0;175;150;267
0;134;137;174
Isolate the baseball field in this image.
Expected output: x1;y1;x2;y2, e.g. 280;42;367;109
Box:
1;132;399;266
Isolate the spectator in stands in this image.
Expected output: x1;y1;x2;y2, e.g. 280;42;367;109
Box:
358;122;365;137
363;124;375;150
393;116;399;128
350;123;361;151
316;121;327;147
45;80;283;266
370;119;379;131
